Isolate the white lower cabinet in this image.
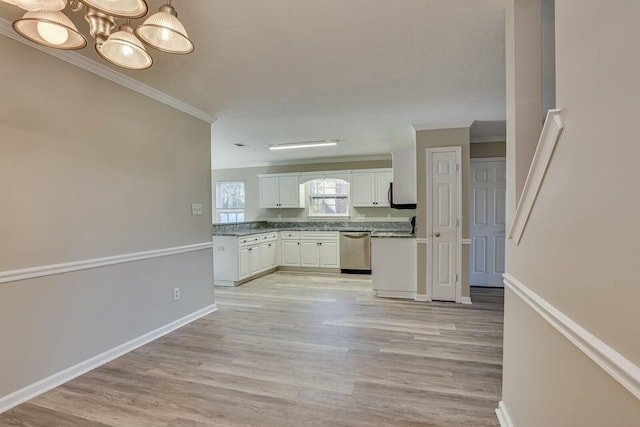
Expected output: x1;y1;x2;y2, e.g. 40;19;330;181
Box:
281;240;301;266
299;231;340;268
319;240;340;268
214;230;342;286
214;231;278;286
371;237;417;298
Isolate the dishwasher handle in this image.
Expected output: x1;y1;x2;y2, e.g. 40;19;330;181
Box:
340;232;370;238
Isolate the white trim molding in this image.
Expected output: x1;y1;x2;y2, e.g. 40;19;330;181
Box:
0;19;215;124
460;296;472;305
414;294;428;302
503;273;640;400
508;109;563;244
495;401;515;427
0;304;218;414
461;238;472;245
416;238;429;245
0;242;213;284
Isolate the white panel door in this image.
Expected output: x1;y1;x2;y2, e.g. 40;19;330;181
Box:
470;159;506;287
429;149;459;302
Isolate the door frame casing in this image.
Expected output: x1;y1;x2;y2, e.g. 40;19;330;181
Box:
426;146;462;303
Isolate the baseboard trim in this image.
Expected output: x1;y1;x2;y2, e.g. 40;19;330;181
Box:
375;290;416;299
495;401;514;427
461;238;472;245
0;242;213;285
460;296;472;305
0;304;218;414
504;273;640;400
414;294;428;302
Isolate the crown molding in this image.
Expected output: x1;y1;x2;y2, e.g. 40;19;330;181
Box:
0;18;216;124
470;135;507;143
412;120;474;132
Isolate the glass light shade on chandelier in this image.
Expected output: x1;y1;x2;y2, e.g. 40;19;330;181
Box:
1;0;66;11
13;9;87;49
78;0;147;19
96;23;151;69
135;2;193;54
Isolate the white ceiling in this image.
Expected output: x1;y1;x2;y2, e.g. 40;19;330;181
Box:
0;0;507;169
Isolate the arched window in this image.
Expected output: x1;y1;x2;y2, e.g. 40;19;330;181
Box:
308;178;349;217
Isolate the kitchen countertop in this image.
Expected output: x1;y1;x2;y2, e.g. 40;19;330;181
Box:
214;228;412;237
214;228;280;237
371;231;417;238
213;220;413;236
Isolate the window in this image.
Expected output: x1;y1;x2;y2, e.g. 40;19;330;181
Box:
308;178;349;217
216;181;245;223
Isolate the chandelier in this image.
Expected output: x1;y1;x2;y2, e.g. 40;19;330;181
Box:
1;0;193;70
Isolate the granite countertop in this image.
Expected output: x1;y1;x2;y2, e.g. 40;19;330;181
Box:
214;227;408;236
371;231;417;238
212;220;413;237
214;228;280;237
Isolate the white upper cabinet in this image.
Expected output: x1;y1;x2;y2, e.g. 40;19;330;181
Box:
351;169;392;207
259;174;304;208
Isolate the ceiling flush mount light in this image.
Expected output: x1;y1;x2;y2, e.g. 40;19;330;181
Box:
268;140;339;151
3;0;193;69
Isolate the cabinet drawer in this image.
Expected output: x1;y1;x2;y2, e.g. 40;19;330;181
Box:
238;235;261;247
258;232;278;243
300;231;339;241
280;231;300;240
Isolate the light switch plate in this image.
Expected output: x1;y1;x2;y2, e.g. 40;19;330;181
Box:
191;203;203;215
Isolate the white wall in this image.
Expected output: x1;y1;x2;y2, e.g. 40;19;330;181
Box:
0;36;214;402
501;1;640;425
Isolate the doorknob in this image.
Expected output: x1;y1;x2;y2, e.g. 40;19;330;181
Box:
434;232;440;237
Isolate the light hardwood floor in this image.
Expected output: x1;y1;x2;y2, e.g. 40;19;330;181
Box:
1;271;504;426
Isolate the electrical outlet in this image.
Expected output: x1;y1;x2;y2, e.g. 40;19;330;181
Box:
191;203;203;215
173;287;180;301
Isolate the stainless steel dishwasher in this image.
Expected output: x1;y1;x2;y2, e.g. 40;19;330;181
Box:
339;231;371;273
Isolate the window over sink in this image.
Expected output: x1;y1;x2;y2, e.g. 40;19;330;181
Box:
216;181;245;223
308;178;349;217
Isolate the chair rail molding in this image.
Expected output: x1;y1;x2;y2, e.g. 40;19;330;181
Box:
0;242;213;284
508;109;563;244
0;18;215;124
503;273;640;400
